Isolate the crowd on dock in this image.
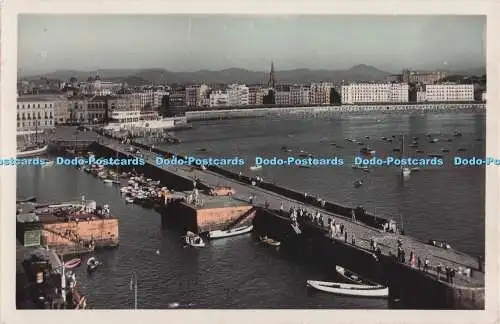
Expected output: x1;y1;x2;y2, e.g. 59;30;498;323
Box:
275;203;476;285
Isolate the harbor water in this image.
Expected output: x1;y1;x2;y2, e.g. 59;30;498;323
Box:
17;111;485;309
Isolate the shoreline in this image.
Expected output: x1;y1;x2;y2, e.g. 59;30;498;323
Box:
183;103;485;121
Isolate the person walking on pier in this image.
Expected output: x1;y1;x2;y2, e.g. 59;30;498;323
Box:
351;234;356;245
344;231;348;243
280;202;284;211
417;257;422;270
436;264;442;280
340;224;344;235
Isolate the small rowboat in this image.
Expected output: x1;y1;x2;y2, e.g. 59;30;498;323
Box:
183;231;205;247
306;280;388;298
87;257;100;273
64;258;82;269
259;236;281;246
208;225;253;239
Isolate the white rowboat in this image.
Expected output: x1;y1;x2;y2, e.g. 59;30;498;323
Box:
306;280;388;298
208;225;253;239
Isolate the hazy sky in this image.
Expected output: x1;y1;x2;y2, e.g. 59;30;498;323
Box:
18;15;485;75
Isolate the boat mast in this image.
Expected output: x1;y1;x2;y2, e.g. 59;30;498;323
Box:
130;272;137;309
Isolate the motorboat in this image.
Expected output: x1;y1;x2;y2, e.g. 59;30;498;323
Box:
208;225;253;239
64;258;82;269
353;180;363;188
125;197;134;204
306;280;388;298
249;165;262;171
259;236;281;246
87;257;100;273
401;167;411;177
184;231;205;247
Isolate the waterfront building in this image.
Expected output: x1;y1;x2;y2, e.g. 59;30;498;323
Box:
135;86;170;110
87;95;113;123
310;82;333;105
341;83;409;104
80;75;122;96
424;84;474;102
290;85;310;105
248;86;262;105
169;87;186;108
255;88;267;105
209;90;229;107
185;84;210;107
402;69;447;84
16;96;56;133
275;90;291;105
416;91;427;103
227;84;250;106
67;96;89;123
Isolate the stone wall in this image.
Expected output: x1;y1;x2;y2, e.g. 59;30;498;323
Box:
42;218;119;247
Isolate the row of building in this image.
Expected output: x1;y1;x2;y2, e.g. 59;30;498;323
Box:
341;83;477;104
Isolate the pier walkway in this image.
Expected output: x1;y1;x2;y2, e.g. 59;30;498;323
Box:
98;137;484;290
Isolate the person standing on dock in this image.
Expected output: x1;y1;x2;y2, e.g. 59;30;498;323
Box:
280;202;284;211
351;234;356;245
344;231;348;243
418;257;422;270
340;223;344;235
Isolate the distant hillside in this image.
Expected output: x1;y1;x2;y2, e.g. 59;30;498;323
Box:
21;65;485;86
21;65;392;85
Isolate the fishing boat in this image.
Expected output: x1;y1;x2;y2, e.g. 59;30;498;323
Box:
87;257;100;273
259;236;281;246
249;165;262;171
352;164;368;170
183;231;205;247
306;280;388;298
208;225;253;239
64;258;82;269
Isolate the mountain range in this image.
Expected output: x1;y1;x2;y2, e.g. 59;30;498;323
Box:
20;64;486;86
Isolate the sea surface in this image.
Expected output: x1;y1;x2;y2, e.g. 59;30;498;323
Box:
17;111;486;309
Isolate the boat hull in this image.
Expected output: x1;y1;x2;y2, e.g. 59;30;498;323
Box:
306;280;388;298
17;145;48;158
208;225;253;239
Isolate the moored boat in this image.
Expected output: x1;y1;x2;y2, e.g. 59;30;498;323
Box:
259;236;281;246
64;258;82;269
183;231;205;247
249;165;262;171
208;225;253;239
306;280;388;298
87;257;100;273
17;144;49;158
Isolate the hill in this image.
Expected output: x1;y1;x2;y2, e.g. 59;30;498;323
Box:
21;65;393;85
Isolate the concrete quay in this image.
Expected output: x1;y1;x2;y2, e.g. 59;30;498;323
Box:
185;103;485;121
89;136;484;309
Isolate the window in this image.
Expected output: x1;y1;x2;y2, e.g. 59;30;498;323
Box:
17;113;20;120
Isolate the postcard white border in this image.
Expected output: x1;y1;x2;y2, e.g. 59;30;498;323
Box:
1;1;499;323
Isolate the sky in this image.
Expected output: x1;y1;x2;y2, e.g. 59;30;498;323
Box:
18;15;486;76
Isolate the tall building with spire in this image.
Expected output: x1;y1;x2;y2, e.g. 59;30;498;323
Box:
267;61;276;90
